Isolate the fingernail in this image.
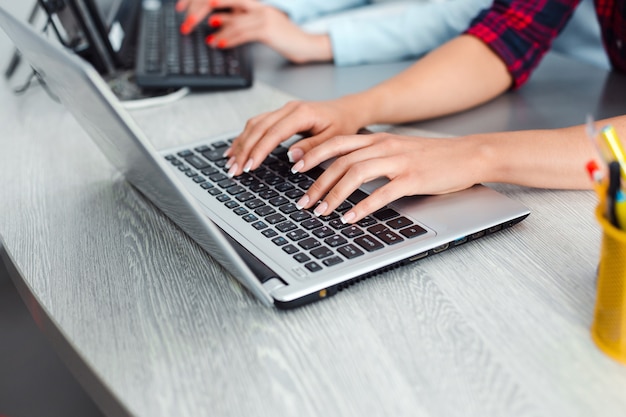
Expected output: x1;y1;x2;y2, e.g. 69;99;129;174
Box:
295;194;310;210
209;16;221;28
217;39;227;49
314;201;328;217
180;16;196;35
210;0;219;6
222;146;231;157
225;156;235;169
205;34;216;45
287;148;304;163
341;211;356;224
227;162;238;178
243;158;254;173
291;160;304;174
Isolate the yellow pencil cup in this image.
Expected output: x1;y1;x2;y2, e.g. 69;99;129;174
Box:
592;205;626;365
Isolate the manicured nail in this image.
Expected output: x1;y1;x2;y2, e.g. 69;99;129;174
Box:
180;15;196;35
205;34;216;45
209;16;221;28
295;194;310;210
291;160;304;174
222;146;231;157
243;158;254;172
314;201;328;217
227;162;238;178
341;211;356;224
287;148;304;163
217;39;228;49
225;156;235;169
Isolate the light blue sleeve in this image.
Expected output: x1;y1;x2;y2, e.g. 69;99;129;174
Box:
327;0;492;67
262;0;370;24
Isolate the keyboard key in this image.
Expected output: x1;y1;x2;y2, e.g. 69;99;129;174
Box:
400;225;428;239
293;253;311;263
354;235;384;252
298;237;320;250
323;256;344;267
338;244;364;259
324;235;348;247
386;216;413;229
272;236;288;246
304;262;323;272
262;229;278;238
285;229;309;241
341;226;364;238
373;207;400;221
282;244;299;254
310;247;333;259
185;154;210;169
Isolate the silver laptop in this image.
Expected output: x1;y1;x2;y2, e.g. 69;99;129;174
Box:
0;6;530;309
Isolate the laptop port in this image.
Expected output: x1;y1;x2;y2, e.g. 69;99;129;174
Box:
408;251;429;262
432;243;449;254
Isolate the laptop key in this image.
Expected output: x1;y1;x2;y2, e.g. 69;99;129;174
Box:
310;246;333;259
304;262;323;272
337;244;364;259
386;216;413;229
373;207;400;221
323;256;344;267
399;225;428;239
354;235;384;252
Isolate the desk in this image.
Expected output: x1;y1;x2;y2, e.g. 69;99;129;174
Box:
2;21;626;417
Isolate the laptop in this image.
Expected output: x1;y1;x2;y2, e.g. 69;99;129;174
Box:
39;0;253;90
0;6;530;309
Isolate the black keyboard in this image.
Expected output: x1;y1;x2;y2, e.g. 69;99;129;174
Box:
165;140;427;273
135;0;252;89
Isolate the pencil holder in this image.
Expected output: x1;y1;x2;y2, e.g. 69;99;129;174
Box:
592;205;626;365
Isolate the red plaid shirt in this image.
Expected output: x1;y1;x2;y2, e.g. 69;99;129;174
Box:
466;0;626;89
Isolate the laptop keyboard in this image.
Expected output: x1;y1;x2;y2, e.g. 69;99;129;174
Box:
164;139;428;274
136;0;251;88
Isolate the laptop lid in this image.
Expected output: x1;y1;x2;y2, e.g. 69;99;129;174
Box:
0;5;274;307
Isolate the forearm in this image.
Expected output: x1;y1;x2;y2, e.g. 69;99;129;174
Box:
336;35;513;127
472;117;626;190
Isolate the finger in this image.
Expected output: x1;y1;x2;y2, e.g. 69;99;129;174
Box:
226;103;303;175
342;178;414;223
305;143;391;212
180;1;212;34
290;133;376;176
176;0;190;12
206;14;260;48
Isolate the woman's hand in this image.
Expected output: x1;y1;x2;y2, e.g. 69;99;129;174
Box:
204;0;332;64
224;98;369;178
176;0;332;63
290;132;488;223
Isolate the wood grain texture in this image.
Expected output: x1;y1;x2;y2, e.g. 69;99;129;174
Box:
1;30;626;417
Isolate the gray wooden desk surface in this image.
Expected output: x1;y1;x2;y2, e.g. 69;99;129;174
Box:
2;15;626;417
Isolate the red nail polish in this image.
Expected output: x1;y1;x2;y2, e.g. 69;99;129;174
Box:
180;15;196;35
217;39;227;49
205;34;215;44
209;16;221;28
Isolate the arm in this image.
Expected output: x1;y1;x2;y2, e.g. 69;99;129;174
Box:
262;0;368;24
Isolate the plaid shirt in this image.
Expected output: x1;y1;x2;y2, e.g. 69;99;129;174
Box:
466;0;626;89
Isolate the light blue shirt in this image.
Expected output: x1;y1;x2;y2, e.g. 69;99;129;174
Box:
263;0;491;66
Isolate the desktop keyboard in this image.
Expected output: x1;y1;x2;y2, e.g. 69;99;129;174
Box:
164;140;428;275
135;0;252;89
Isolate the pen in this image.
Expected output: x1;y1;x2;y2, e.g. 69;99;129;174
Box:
615;189;626;230
599;125;626;179
586;160;605;200
606;161;621;228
